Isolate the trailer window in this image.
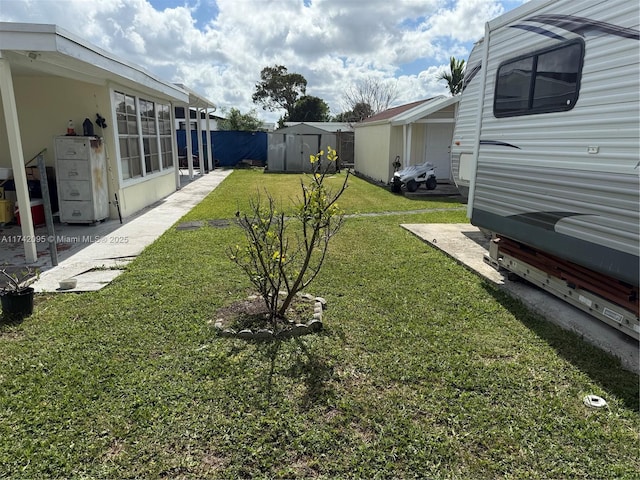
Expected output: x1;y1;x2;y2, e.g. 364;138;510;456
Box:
494;40;583;117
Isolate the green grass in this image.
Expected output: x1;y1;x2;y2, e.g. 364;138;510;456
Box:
183;169;463;220
0;170;637;479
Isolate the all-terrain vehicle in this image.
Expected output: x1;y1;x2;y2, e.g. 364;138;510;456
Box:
390;160;437;193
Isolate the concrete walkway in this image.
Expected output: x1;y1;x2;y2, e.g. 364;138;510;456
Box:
402;223;639;373
33;170;232;293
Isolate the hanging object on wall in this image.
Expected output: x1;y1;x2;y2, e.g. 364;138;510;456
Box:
95;113;107;129
83;118;94;136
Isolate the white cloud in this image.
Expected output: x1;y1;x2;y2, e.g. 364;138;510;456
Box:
427;0;505;41
0;0;516;122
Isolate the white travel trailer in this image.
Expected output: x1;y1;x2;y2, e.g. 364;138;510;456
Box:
451;0;639;338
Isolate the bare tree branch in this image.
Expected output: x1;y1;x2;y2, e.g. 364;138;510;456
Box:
342;77;399;116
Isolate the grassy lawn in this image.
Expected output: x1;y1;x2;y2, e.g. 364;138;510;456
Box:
0;170;637;479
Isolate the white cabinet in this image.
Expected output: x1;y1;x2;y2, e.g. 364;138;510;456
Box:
55;136;109;223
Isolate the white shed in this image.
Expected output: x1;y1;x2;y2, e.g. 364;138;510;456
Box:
267;122;353;173
0;22;215;262
354;96;459;185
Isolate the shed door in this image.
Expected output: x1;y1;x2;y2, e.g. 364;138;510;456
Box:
285;134;300;171
300;135;321;173
425;124;454;182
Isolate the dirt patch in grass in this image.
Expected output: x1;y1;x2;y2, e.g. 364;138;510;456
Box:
213;295;317;333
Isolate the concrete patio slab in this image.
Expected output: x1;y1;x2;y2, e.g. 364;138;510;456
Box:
34;258;131;292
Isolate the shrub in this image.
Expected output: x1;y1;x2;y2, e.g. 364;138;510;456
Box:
229;147;348;330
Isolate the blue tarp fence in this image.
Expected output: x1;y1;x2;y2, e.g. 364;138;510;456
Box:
176;130;267;167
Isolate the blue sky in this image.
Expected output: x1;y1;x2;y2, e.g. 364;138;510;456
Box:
0;0;527;123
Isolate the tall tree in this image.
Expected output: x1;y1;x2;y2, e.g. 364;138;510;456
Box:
217;108;263;131
252;65;307;118
288;95;330;122
342;77;398;115
438;56;466;95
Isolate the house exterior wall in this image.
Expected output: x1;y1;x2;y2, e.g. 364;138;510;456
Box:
118;171;175;216
355;123;391;183
2;76;112;171
409;123;427;165
389;127;404;164
108;86;179;218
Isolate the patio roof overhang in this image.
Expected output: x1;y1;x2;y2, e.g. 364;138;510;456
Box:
0;22;215;263
0;22;193;103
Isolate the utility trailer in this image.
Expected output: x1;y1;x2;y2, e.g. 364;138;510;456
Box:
451;0;639;338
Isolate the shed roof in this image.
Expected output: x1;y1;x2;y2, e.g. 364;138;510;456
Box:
360;99;433;124
356;96;459;127
274;123;337;135
282;122;353;132
390;95;459;126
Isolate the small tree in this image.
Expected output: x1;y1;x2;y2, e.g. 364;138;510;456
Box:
438;57;466;95
229;147;348;331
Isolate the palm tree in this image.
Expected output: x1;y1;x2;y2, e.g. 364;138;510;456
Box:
438;56;466;95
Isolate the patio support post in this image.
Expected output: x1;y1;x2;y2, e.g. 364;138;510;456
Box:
196;107;204;175
185;107;194;180
402;123;414;168
402;124;407;168
205;109;213;172
0;56;37;263
171;103;180;189
406;123;413;167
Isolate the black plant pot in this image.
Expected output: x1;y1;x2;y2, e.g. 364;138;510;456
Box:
1;287;35;317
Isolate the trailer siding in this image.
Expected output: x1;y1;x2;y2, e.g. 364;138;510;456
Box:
450;42;483;196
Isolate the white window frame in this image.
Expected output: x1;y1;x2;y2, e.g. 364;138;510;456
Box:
158;104;174;169
111;88;175;186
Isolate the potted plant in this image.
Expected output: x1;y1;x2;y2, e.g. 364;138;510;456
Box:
1;268;38;317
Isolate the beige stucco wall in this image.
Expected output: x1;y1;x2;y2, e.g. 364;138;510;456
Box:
1;76;112;170
118;171;175;217
0;75;179;220
389;126;404;166
354;123;392;184
409;124;427;165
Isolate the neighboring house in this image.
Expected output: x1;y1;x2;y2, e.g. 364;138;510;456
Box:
174;106;223;131
0;22;215;262
354;96;459;185
268;122;354;172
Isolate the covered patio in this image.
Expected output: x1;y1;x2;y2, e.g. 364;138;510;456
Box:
0;22;215;264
